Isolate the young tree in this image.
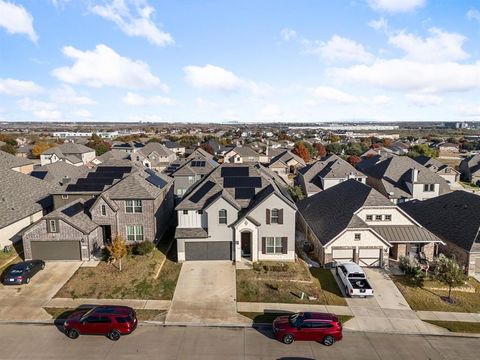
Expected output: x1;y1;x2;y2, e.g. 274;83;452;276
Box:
314;143;327;158
200;143;215;155
293;141;311;163
432;254;466;303
107;234;128;272
0;143;16;155
32;142;54;158
287;185;305;202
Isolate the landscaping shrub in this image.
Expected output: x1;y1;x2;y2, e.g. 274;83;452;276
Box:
399;256;424;286
133;241;155;255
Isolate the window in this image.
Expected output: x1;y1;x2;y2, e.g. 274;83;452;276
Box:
61;194;69;200
266;237;283;254
48;220;57;233
183;210;188;215
125;200;142;213
385;214;392;221
271;208;279;224
423;184;435;192
375;215;383;221
101;205;106;216
354;233;361;241
126;225;144;242
219;209;227;224
198;210;203;215
366;215;373;221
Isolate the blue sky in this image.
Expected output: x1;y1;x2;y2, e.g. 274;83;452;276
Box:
1;0;480;123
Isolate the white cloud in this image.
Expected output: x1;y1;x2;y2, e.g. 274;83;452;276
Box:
122;91;174;106
17;98;63;120
406;93;442;107
457;104;480;117
91;0;173;46
195;97;218;110
388;28;468;63
0;0;37;42
372;95;392;105
280;28;297;41
71;109;92;118
367;0;426;13
313;86;359;104
331;59;480;93
50;85;96;105
52;44;166;89
303;35;374;64
258;104;282;120
368;17;388;32
222;109;240;121
50;0;70;8
184;64;245;91
467;9;480;22
0;78;43;96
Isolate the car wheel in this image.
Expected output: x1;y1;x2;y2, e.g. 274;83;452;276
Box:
323;335;335;346
67;329;79;339
25;277;30;284
108;330;121;341
282;333;294;344
41;263;45;270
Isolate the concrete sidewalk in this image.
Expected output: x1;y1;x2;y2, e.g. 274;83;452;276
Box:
416;311;480;323
237;302;353;316
45;298;171;310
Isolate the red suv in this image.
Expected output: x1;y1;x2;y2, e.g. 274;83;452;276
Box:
273;312;343;345
63;306;137;341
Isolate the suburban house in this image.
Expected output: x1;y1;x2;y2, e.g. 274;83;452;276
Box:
0;149;34;174
438;142;459;157
91;149;131;166
401;191;480;276
0;167;54;250
459;154;480;185
175;163;297;263
413;155;459;184
22;168;174;261
132;142;177;171
296;180;444;268
15;144;33;158
268;149;306;176
223;146;266;164
163;140;186;155
40;143;96;166
297;154;367;197
361;155;450;204
111;141;144;154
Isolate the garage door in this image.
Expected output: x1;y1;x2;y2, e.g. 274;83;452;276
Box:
331;248;354;263
31;241;81;261
185;241;231;261
359;248;381;267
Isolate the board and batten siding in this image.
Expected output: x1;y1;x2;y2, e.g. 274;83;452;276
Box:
356;207;414;225
205;197;237;242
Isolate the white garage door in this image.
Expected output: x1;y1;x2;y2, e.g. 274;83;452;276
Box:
359;248;381;267
332;248;354;263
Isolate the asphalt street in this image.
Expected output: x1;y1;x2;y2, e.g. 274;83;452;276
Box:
0;324;478;360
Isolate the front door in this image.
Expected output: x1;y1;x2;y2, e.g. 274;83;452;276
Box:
102;225;112;244
241;232;252;258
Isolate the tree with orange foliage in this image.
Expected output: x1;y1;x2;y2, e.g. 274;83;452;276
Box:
314;143;327;158
31;142;55;158
293;142;311;163
347;155;362;167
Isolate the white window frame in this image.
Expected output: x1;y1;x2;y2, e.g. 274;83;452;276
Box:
270;208;279;224
126;225;144;242
354;233;361;241
125;199;142;213
266;237;283;254
423;184;435;192
183;210;188;215
384;214;392;221
375;215;383;221
219;209;227;224
61;194;69;200
366;215;373;221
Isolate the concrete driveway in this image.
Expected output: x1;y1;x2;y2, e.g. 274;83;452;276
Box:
0;261;82;321
166;261;250;326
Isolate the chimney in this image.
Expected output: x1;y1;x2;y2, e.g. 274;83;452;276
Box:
411;168;419;183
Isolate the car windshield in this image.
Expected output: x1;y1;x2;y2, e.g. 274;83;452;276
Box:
289;313;303;327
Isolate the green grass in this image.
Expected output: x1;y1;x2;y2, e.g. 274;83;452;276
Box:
392;276;480;313
240;312;353;325
424;320;480;334
0;245;21;271
236;261;346;306
43;307;165;321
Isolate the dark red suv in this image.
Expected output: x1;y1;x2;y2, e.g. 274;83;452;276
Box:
63;306;137;341
273;312;343;345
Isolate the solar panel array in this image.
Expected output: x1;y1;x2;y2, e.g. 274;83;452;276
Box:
65;166;132;192
220;166;260;200
191;160;206;167
146;174;168;189
223;177;261;188
190;181;216;203
221;167;249;177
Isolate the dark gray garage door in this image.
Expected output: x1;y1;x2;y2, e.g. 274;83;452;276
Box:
185;241;231;261
31;241;81;261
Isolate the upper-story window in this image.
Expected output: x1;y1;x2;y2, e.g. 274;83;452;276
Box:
354;233;361;241
423;184;435;192
375;215;383;221
48;219;58;233
183;210;188;215
271;208;279;224
125;200;142;213
384;214;392;221
219;209;227;224
101;205;107;216
198;210;203;215
366;215;373;221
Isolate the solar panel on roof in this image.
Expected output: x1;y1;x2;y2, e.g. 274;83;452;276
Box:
30;171;47;180
191;160;206;167
221;167;249;177
223;177;262;188
189;181;215;203
145;168;156;176
235;188;255;199
65;184;106;192
146;174;167;189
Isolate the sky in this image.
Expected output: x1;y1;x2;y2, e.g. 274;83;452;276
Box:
1;0;480;123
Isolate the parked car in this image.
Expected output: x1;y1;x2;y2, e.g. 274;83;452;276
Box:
2;260;45;285
63;305;137;341
272;312;343;345
335;262;374;297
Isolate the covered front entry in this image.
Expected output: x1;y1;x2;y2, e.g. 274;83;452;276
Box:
185;241;232;261
241;231;252;259
30;240;81;261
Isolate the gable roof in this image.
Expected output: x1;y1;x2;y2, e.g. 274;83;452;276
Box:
42;143;94;155
137;142;174;158
44;199;98;234
400;191;480;253
30;161;89;190
269;150;306;168
297;179;393;245
0;150;34;170
226;146;261;158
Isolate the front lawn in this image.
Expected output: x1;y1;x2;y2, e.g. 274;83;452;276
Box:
240;311;353;325
55;241;182;300
0;243;22;271
44;307;165;321
236;261;346;306
424;320;480;334
392;275;480;313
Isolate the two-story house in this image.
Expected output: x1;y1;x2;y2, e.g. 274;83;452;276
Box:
268;149;306;177
132;142;177;172
297;180;443;268
175;163;297;263
413;155;459;185
223;146;265;164
40;143;96;166
296;154;367;197
361;156;450;203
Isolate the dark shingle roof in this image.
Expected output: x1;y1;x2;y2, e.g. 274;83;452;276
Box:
400;191;480;253
0;150;34;169
104;169;172;200
42;143;94;155
30;162;89;190
44;199;98;234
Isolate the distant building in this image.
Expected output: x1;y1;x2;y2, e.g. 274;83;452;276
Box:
40;143;96;166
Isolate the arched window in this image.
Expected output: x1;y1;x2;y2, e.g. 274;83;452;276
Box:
219;209;227;224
